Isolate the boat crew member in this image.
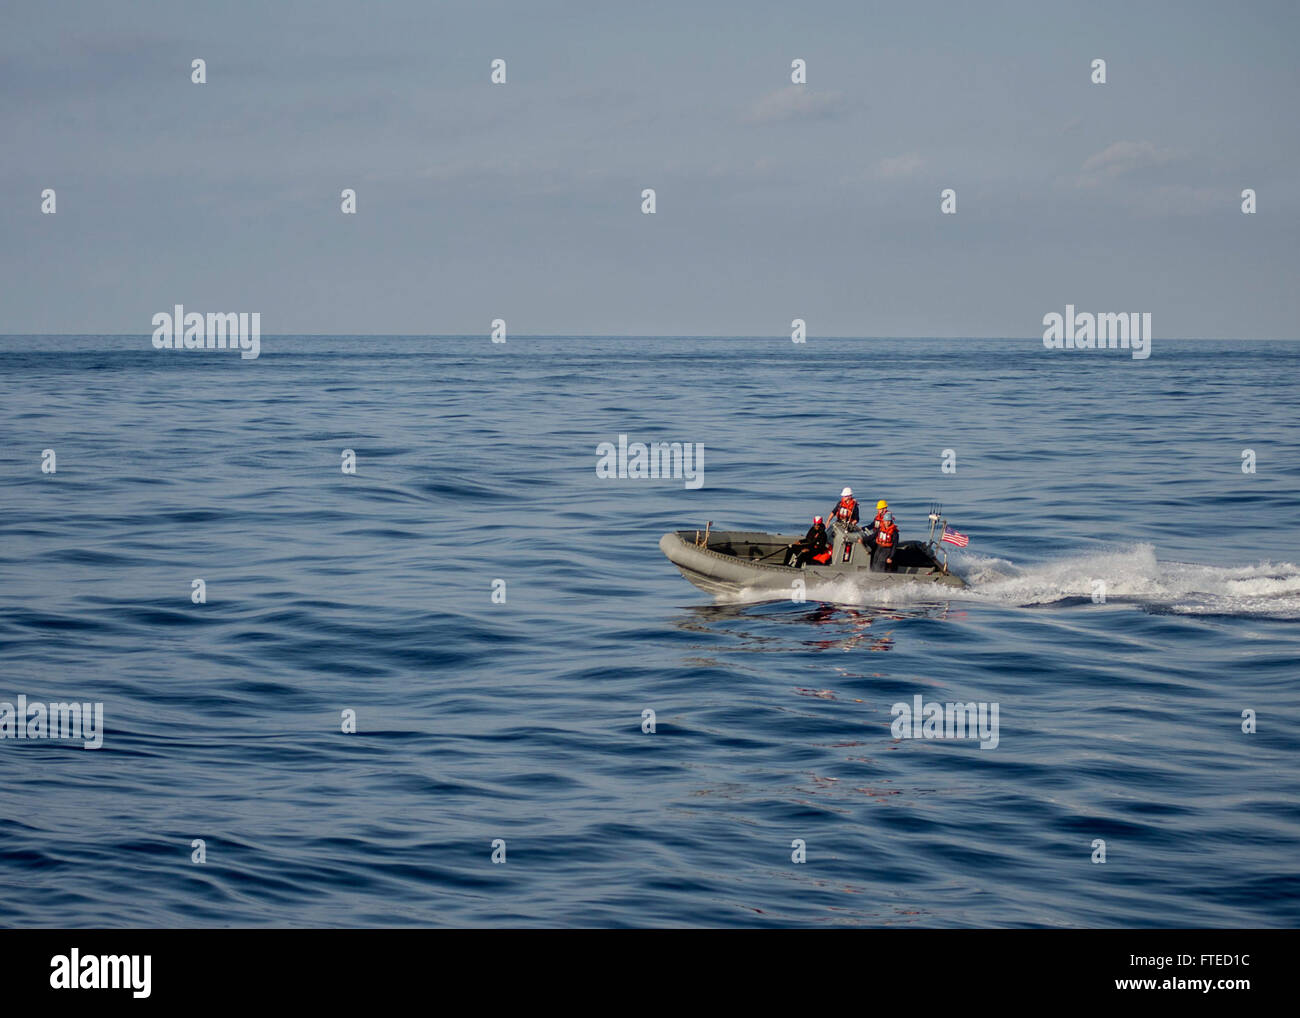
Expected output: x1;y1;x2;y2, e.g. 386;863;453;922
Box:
872;511;899;571
862;498;889;544
829;487;859;527
786;515;830;567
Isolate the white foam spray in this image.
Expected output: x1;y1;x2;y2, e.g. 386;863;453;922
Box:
720;544;1300;618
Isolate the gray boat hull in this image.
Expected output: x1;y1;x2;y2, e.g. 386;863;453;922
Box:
659;527;966;598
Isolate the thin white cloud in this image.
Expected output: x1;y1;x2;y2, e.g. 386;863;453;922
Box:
874;153;926;180
744;86;848;124
1077;140;1178;187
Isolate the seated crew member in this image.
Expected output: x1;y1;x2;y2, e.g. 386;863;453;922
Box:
786;515;830;567
829;487;859;529
872;511;900;571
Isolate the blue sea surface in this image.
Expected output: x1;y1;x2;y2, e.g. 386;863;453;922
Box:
1;335;1298;927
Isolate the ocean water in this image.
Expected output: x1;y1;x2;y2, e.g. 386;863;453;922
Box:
1;335;1298;928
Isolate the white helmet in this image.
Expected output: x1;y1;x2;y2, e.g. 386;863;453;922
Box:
841;487;853;498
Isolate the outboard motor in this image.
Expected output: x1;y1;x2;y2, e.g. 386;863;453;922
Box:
829;519;862;565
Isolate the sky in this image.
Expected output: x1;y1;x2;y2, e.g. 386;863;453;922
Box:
1;0;1297;337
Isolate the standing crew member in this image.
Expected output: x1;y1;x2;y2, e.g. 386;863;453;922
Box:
872;511;900;571
863;499;888;545
829;487;859;528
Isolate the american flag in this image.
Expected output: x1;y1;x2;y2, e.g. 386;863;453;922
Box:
941;525;969;548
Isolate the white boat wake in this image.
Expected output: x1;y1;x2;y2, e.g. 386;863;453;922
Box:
722;544;1300;618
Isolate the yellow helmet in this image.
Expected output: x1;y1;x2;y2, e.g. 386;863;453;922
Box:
876;500;888;510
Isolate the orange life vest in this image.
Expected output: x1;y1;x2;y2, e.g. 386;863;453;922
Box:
834;497;857;521
875;524;897;548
